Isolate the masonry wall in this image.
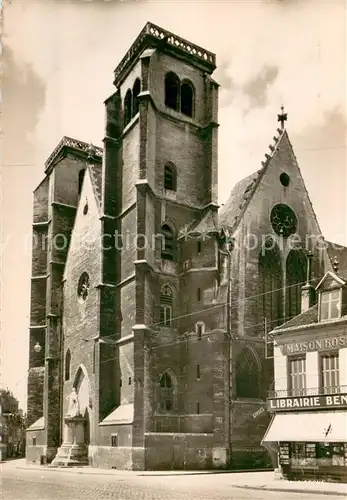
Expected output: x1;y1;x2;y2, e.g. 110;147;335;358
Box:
62;169;102;443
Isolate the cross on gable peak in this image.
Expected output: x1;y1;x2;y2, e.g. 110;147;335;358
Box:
277;105;288;129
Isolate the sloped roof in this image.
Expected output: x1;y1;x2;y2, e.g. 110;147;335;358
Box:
273;304;319;331
326;240;347;278
99;403;134;426
27;416;45;431
187;208;219;235
218;128;286;231
219;171;262;229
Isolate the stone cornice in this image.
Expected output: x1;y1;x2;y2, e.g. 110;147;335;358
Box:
44;136;103;174
113;22;216;87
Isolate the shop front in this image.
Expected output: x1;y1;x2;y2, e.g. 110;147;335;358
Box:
262;410;347;482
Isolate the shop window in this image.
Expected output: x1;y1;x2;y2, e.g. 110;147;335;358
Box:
320;353;339;393
305;443;316;458
291;443;306;459
288;356;306;396
320;290;341;321
316;443;332;458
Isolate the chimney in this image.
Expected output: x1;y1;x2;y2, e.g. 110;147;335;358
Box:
301;250;316;313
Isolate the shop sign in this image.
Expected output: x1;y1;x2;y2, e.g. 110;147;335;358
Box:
280;335;347;356
267;393;347;412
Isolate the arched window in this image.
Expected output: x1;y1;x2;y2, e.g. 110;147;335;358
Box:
286;249;307;320
235;349;260;398
164;162;177;191
65;349;71;382
161;224;175;261
195;321;205;340
132;78;141;118
180;81;194;117
78;169;85;196
164;72;180;111
124;89;132;127
160;284;173;326
259;240;283;330
159;372;173;411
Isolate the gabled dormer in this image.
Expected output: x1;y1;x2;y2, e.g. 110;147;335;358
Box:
315;262;346;322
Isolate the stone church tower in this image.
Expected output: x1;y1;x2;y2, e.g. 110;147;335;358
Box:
26;22;336;470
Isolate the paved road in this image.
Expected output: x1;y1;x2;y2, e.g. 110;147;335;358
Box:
1;466;344;500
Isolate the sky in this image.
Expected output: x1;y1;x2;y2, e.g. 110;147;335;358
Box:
1;0;346;410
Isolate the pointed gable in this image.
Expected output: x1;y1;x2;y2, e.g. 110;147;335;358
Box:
316;271;346;292
63;167;102;283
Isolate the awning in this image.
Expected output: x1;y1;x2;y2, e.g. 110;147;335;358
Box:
262;411;347;443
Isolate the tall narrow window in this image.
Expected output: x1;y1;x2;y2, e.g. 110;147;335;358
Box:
164;162;177;191
180;81;194;117
259;241;283;330
196;322;204;339
164;72;180;111
78;169;86;196
197;288;201;302
321;353;339;393
289;356;306;396
65;349;71;382
159;372;173;411
320;290;341;321
124;89;132;127
132;78;141;117
161;224;174;260
160;285;173;326
197;364;200;380
286;250;307;320
196;402;200;414
235;349;260;398
197;240;201;254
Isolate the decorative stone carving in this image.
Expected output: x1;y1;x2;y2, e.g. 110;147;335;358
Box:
67;388;81;418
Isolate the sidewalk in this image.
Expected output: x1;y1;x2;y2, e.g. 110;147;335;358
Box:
227;470;347;497
3;459;347;496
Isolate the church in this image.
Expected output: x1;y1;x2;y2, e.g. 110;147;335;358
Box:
25;22;343;470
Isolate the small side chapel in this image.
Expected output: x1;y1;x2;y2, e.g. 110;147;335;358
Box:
25;22;341;470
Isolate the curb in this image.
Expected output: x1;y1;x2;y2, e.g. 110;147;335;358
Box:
232;485;347;497
11;465;271;477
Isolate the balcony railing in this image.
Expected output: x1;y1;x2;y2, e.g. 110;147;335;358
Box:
267;386;347;399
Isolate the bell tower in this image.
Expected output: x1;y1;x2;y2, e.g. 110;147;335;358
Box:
100;22;219;468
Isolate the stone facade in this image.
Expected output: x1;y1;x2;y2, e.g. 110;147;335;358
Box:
26;22;335;470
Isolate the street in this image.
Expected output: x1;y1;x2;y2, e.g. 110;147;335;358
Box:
1;465;345;500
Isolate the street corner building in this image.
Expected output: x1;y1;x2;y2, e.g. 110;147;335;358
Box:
25;22;344;471
262;252;347;482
